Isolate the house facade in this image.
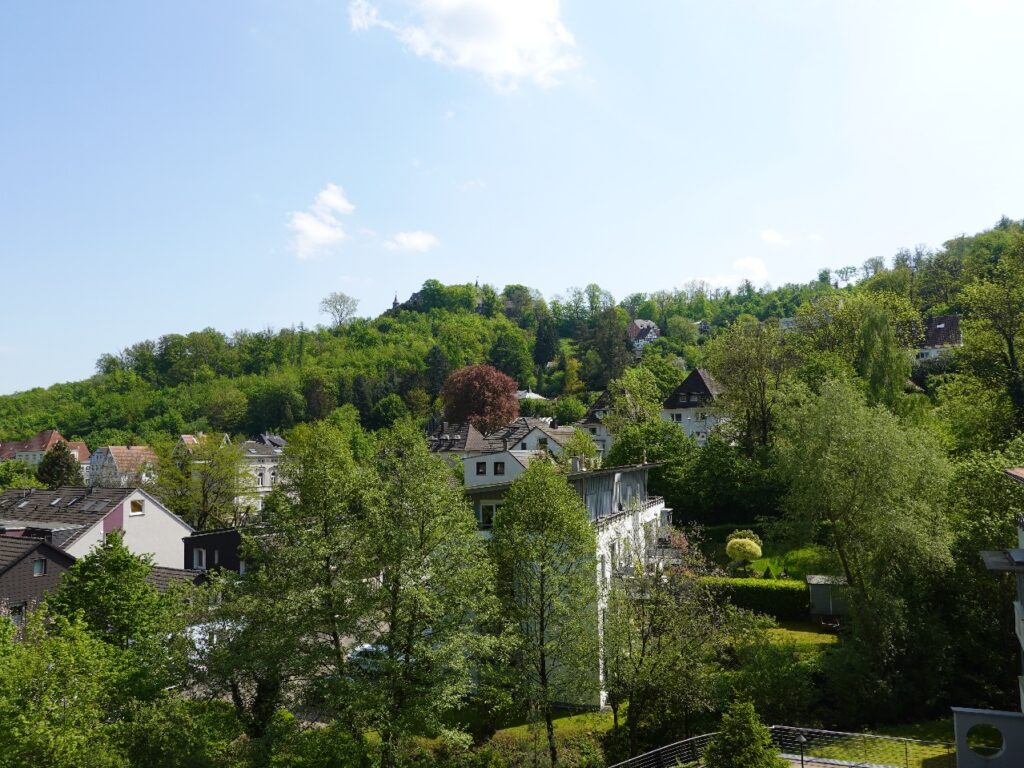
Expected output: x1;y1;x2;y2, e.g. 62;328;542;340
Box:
661;368;726;445
89;445;158;488
0;537;76;623
627;319;661;353
0;429;91;482
0;487;193;568
183;526;246;573
577;392;614;456
915;315;962;361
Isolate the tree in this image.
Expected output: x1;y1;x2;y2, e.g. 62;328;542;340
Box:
424;345;451;399
581;308;632;389
319;291;359;327
702;700;787;768
47;530;171;651
604;366;663;436
151;434;253;531
726;537;761;572
36;441;83;488
706;317;795;453
492;461;598;768
0;460;42;491
553;396;586;425
603;530;727;755
442;364;519;434
489;325;533;385
354;422;495;768
533;308;559;368
553;428;600;472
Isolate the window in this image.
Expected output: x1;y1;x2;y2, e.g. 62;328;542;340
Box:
493;461;505;476
270;471;277;486
520;442;527;450
239;559;247;575
10;604;25;627
32;558;46;577
538;437;548;449
589;427;597;435
257;472;265;487
478;503;500;529
213;549;220;565
129;499;144;515
475;461;487;476
193;548;207;570
672;413;682;423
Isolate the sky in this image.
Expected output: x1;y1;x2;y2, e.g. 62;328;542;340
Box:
2;1;1024;395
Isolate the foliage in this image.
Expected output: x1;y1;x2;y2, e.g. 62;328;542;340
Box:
319;291;359;327
726;529;763;548
491;461;599;768
702;700;787;768
442;364;520;434
603;366;663;435
36;440;84;488
701;577;809;621
554;396;587;425
725;538;762;565
0;459;42;490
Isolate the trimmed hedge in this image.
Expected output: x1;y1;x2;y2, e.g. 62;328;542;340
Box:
701;576;809;620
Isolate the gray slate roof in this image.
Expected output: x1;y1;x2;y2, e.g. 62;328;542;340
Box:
663;369;724;409
0;487;132;548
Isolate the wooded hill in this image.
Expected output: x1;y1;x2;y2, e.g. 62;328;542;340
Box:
2;216;1023;455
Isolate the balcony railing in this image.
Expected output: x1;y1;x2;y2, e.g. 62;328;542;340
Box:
593;496;664;527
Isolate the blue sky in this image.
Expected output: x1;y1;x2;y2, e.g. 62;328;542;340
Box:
2;1;1024;394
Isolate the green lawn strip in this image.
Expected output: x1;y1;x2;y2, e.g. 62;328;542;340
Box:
495;709;615;739
766;621;839;647
798;733;954;768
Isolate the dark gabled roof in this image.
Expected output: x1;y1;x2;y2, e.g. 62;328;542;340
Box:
240;441;286;458
427;422;485;453
663;369;724;409
627;318;659;341
0;487;132;548
580;391;610;426
429;418;574;454
922;315;962;348
0;537;74;577
146;566;203;592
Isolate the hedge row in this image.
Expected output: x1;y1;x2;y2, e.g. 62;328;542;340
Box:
700;576;809;621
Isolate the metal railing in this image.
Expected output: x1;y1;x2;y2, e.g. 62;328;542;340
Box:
608;726;956;768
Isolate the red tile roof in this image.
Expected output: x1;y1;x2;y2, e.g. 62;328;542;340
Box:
0;430;88;462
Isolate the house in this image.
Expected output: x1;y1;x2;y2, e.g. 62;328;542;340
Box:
179;432;287;512
428;417;577;461
577;392;614;456
628;318;660;353
516;389;549;402
464;450;548;490
183;526;246;573
0;429;91;482
915;315;962;361
951;467;1024;766
661;368;726;445
89;445;158;488
0;537;75;624
426;421;487;460
463;462;670;707
0;487;193;568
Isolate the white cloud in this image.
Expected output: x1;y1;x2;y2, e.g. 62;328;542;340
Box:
385;230;440;252
288;183;355;258
349;0;581;89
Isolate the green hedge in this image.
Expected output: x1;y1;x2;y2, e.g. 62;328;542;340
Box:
701;576;809;620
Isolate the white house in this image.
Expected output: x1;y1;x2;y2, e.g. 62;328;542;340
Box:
181;433;287;513
463;449;548;490
0;486;193;568
915;315;962;362
89;445;158;488
430;417;578;462
627;319;660;353
661;368;726;445
577;392;614;456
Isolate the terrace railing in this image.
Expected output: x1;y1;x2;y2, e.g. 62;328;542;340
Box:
608;726;956;768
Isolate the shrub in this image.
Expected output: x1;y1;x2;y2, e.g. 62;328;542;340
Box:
703;700;787;768
726;528;763;548
726;538;762;564
701;576;808;620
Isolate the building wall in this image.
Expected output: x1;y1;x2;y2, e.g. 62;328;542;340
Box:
661;407;725;445
65;490;193;568
464;452;529;488
0;549;73;610
184;528;244;572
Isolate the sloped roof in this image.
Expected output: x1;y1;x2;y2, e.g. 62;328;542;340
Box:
427;422;486;453
922;315;962;348
580;391;610;426
0;537;73;577
146;566;203;592
473;418;576;453
627;318;659;341
99;446;158;472
0;429;66;460
663;369;724;409
0;487;131;548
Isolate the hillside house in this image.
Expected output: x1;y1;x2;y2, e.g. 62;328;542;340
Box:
915;315;962;361
578;391;614;456
0;429;90;482
0;537;75;624
89;445;158;488
661;368;726;445
0;487;193;568
429;417;577;461
628;318;660;353
180;432;286;512
464;449;549;490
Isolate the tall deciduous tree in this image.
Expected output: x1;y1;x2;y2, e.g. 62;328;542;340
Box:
442;364;519;434
489;325;533;385
354;422;494;768
706;316;795;453
36;441;83;488
492;461;598;768
152;434;253;531
319;291;359;327
604;366;663;436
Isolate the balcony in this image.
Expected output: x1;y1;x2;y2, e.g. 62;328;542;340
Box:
593;496;664;528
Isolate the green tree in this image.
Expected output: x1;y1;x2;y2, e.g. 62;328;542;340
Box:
319;291;359;327
47;530;171;651
534;307;560;368
151;434;253;531
492;461;599;768
706;317;795;453
553;396;586;425
604;366;663;436
489;325;533;385
354;422;495;768
36;441;83;488
702;700;786;768
0;460;42;491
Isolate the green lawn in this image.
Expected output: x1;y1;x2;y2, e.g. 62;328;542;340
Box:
496;709;615;739
767;620;839;647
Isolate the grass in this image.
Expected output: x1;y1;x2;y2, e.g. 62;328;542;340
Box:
767;620;839;647
496;709;615;739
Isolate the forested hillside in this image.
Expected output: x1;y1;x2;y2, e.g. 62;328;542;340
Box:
2;217;1024;456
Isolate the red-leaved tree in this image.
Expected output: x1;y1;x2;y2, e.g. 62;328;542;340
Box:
442;364;519;434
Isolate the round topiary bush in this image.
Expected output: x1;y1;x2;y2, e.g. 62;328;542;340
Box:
726;537;762;564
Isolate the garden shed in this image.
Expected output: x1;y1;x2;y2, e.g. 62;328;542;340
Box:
806;574;848;616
